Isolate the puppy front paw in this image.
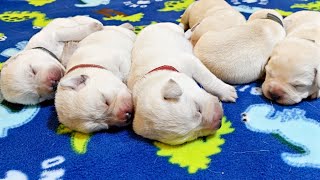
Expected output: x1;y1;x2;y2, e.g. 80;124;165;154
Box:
218;85;238;102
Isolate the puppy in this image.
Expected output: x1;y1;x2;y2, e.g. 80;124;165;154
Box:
55;24;136;133
0;16;103;105
193;9;286;84
128;23;237;145
180;0;232;31
262;11;320;105
180;0;246;45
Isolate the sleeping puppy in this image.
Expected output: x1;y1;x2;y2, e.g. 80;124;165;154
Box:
180;0;232;31
262;11;320;105
181;0;246;45
193;9;286;84
128;23;237;145
55;24;136;133
0;16;103;105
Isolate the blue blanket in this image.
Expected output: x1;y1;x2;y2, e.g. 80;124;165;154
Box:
0;0;319;179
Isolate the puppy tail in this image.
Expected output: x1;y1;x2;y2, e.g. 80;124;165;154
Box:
179;2;196;31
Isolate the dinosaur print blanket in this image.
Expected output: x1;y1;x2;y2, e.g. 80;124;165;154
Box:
0;0;319;179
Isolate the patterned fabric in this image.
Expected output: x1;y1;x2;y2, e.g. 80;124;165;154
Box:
0;0;320;179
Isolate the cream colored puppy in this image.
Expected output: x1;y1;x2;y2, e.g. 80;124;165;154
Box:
193;9;286;85
128;23;237;145
181;0;246;45
55;24;136;133
262;11;320;105
180;0;231;31
0;16;103;105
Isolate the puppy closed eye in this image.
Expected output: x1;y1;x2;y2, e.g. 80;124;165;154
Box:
30;65;37;76
292;84;305;89
195;103;201;114
102;95;110;106
105;99;110;106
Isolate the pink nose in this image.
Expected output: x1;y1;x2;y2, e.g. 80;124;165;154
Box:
47;69;63;81
116;108;133;123
268;84;285;100
210;104;223;130
46;69;63;90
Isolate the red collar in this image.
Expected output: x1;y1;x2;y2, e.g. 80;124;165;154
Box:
147;65;179;75
66;64;107;74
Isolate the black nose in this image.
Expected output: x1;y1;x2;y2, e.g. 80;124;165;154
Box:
125;112;132;123
269;92;280;100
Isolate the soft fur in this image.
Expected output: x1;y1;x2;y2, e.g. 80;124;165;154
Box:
128;23;237;145
193;9;286;84
0;16;103;105
180;0;246;45
262;11;320;105
55;24;136;133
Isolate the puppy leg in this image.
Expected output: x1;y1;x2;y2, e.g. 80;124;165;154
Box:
179;2;196;31
55;16;103;42
190;55;238;102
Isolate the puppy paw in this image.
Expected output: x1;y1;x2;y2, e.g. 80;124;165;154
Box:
218;85;238;102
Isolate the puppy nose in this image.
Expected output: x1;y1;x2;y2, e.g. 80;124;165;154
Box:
125;112;133;123
269;91;280;100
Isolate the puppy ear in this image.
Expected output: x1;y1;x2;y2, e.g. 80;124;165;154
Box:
59;74;88;91
119;23;134;31
161;79;183;99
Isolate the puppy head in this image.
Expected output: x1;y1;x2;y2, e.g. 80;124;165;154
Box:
132;72;223;145
262;38;320;105
248;9;283;26
0;49;65;105
55;69;133;133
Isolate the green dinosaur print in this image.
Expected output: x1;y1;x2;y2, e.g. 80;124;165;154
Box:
275;9;293;17
155;116;234;174
291;1;320;11
27;0;56;6
159;0;194;12
0;11;52;28
57;124;92;154
103;13;144;22
134;21;157;34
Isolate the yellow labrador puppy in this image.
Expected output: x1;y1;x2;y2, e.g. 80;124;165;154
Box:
180;0;231;31
262;11;320;105
128;23;237;145
55;24;136;133
0;16;103;105
194;9;286;84
181;0;246;45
